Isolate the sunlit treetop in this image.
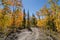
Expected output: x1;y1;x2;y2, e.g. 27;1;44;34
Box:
1;0;22;6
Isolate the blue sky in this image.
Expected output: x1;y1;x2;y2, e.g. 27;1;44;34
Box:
22;0;48;16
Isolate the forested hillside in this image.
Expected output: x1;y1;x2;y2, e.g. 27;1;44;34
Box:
0;0;60;40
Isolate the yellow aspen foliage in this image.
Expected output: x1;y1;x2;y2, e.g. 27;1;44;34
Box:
37;19;47;28
0;14;11;31
15;10;23;27
0;10;13;32
0;10;3;18
6;13;13;27
54;12;60;31
55;18;60;31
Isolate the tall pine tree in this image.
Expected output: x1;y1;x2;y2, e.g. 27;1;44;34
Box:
27;10;32;31
31;13;37;27
22;9;26;29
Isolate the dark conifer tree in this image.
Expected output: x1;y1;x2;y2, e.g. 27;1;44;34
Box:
22;9;26;29
27;10;30;27
32;13;37;27
27;10;32;31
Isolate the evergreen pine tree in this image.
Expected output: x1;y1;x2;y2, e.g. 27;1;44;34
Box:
22;9;26;29
27;10;32;31
27;10;30;27
32;14;37;27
